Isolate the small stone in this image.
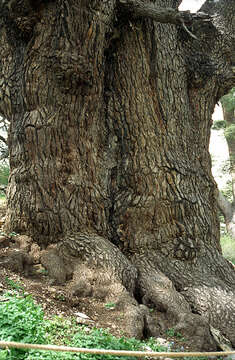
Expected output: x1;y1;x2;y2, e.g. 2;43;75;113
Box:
76;317;94;325
156;337;172;347
48;287;57;293
33;264;44;273
83;327;90;332
74;311;90;319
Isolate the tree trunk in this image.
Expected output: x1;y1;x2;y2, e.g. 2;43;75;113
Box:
1;0;235;350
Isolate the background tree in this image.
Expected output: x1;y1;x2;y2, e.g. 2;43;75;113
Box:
217;88;235;238
0;117;9;161
0;0;235;350
0;117;9;191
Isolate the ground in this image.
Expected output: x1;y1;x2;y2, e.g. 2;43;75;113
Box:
0;202;219;352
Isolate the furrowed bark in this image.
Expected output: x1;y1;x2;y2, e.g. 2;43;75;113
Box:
0;0;235;350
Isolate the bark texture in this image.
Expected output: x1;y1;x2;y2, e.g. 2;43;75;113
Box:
0;0;235;350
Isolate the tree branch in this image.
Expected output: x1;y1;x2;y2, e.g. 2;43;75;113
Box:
218;191;233;221
0;134;8;146
0;149;9;161
118;0;211;26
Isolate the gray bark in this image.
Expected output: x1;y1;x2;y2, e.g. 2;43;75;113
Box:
0;0;235;350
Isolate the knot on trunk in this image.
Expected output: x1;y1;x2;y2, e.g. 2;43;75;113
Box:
49;51;94;94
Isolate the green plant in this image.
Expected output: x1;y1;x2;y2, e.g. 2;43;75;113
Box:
221;87;235;112
165;328;184;339
5;277;24;292
221;181;233;202
8;232;18;237
68;328;167;360
221;234;235;264
0;292;169;360
0;193;6;201
104;302;116;309
0;292;46;359
225;124;235;142
40;268;48;275
212;120;226;130
166;328;175;337
0;349;9;360
55;294;66;301
0;164;9;186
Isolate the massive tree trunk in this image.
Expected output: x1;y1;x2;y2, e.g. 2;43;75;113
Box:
1;0;235;350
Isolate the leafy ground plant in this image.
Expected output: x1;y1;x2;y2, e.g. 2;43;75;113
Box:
165;328;185;342
104;302;116;310
0;292;46;359
0;292;168;360
5;277;24;292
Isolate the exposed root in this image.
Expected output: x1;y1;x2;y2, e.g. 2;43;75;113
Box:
180;284;235;347
58;232;138;294
40;232;150;338
132;255;217;351
38;233;235;349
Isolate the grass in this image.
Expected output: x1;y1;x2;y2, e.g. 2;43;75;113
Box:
0;193;6;202
221;234;235;264
0;290;169;360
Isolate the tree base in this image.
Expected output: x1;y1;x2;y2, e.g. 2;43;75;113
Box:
37;232;235;351
2;231;234;350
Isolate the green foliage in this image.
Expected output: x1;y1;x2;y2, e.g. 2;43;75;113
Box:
0;292;46;359
221;234;235;265
104;302;116;309
0;163;9;186
165;328;184;339
224;124;235;142
0;349;9;359
0;293;168;360
221;87;235;112
212;120;226;130
5;277;24;292
221;181;233;202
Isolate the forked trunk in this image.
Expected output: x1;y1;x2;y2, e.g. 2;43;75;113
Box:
1;0;235;350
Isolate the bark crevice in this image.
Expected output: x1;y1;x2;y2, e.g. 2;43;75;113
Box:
1;0;235;350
